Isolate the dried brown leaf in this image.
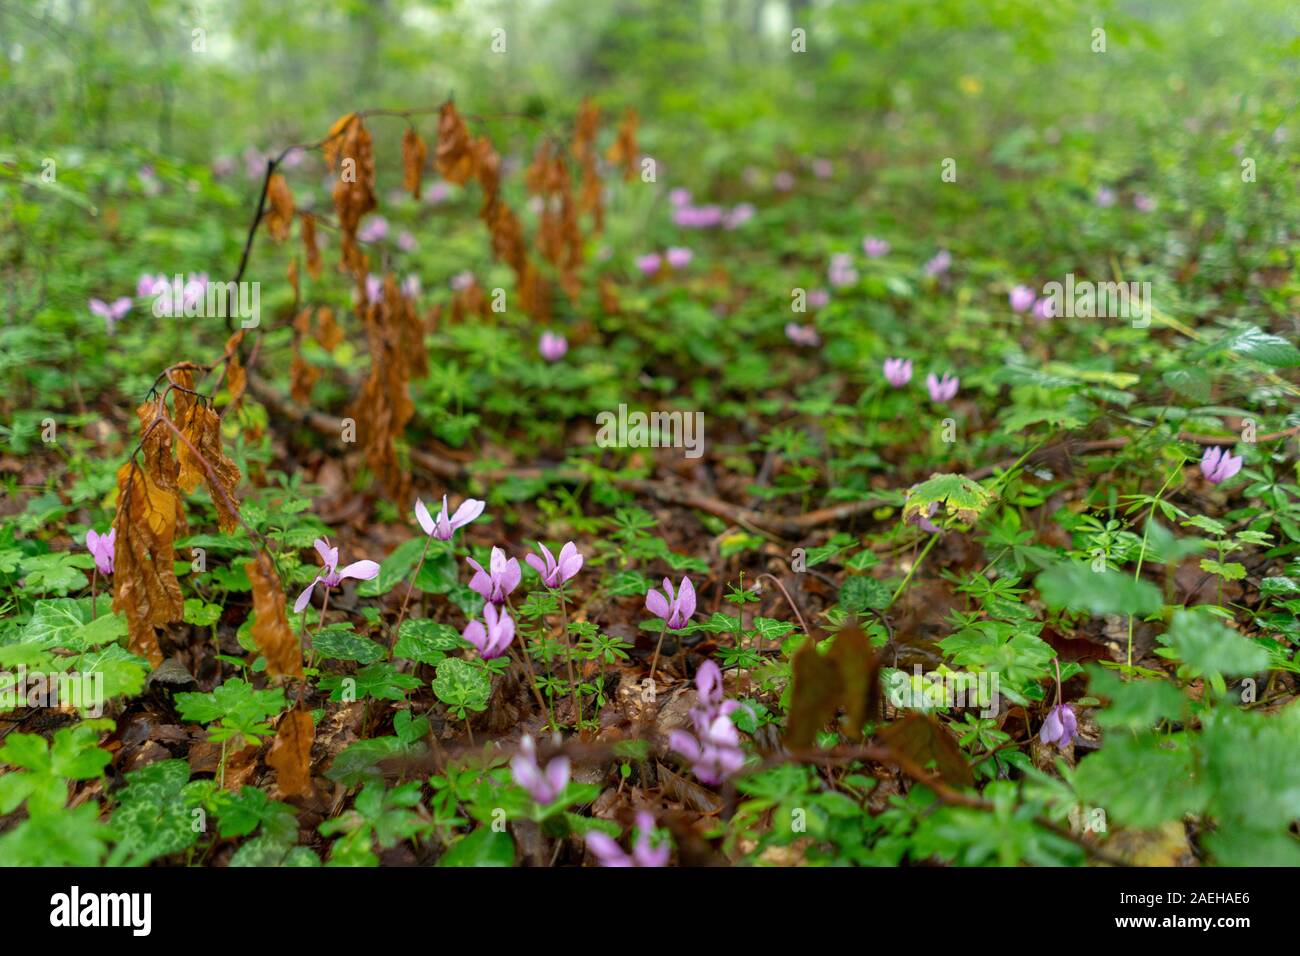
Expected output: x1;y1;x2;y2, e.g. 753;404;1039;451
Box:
246;551;303;679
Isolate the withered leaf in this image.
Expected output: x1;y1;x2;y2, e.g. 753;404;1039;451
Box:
401;127;427;200
300;212;322;280
175;402;241;533
246;551;303;679
136;400;178;492
223;330;247;407
267;706;315;798
435;102;476;185
784;623;880;750
265;172;295;242
876;713;974;790
113;461;184;667
605;107;639;181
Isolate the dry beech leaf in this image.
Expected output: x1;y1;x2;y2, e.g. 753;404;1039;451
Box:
268;707;315;797
435;102;476;185
349;274;415;501
112;461;184;667
246;551;303;679
605;107;639;181
784;624;879;750
137;400;178;492
265;172;295;242
876;713;974;790
313;307;343;352
300;212;322;280
324;113;376;271
223;331;247;407
401;127;427;200
175;402;241;533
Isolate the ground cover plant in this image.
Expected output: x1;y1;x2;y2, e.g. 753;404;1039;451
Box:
0;0;1298;869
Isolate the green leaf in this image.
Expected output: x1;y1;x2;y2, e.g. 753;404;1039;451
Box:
1034;561;1162;617
1087;666;1185;731
437;826;515;867
431;658;491;717
311;624;387;664
20;596;123;651
839;576;892;613
393;619;466;665
0;801;111;865
1159;609;1270;679
319;662;421;703
1075;732;1207;828
904;473;992;525
1221;326;1300;368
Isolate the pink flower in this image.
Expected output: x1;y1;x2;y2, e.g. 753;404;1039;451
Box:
463;601;516;660
510;734;569;804
723;203;754;229
807;288;830;308
425;182;450;205
539;331;568;362
673;204;724;228
358;216;389;243
883;357;913;387
1032;296;1055;321
182;274;208;311
772;171;795;192
829;253;858;288
1094;186;1116;208
450;271;475;291
1039;703;1077;750
636;253;662;276
1009;285;1036;312
525;541;583;588
293;537;380;612
669;709;744;786
363;274;383;305
665;247;693;269
402;274;421;300
586;811;670;867
669;188;692;207
862;237;890;258
136;273;165;298
1200;446;1243;485
85;528;115;576
812;158;833;179
908;501;942;534
415;495;485;541
923;250;952;277
397;230;417;252
466;546;521;604
89;297;132;334
1133;193;1156;213
925;372;959;403
645;576;696;630
785;323;821;347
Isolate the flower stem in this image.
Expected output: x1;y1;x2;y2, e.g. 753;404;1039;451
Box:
559;589;582;733
392;534;434;647
649;618;670;684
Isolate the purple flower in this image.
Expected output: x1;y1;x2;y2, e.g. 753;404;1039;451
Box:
466;546;522;604
360;274;383;305
669;712;744;786
586;811;669;867
89;297;131;334
923;249;952;277
450;270;475;292
1032;296;1055;321
812;158;833;179
425;182;450;205
525;541;583;588
415;495;485;541
397;230;417;252
723;203;754;229
669;188;692;207
136;273;165;298
402;274;421;300
182;273;208;311
828;252;858;288
358;216;389;243
673;205;724;228
1133;193;1156;213
1009;284;1036;312
635;253;662;275
1094;186;1116;208
1200;446;1243;485
293;537;380;612
539;331;568;362
243;147;267;180
807;288;830;308
925;372;959;403
665;246;693;269
773;170;796;192
907;501;941;534
510;734;569;804
645;576;696;630
1039;703;1077;750
462;601;516;660
85;528;115;576
862;237;890;258
883;357;913;388
785;323;821;348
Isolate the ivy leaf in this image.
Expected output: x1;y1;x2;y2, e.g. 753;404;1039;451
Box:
21;596;124;651
19;552;94;595
431;658;491;718
393;619;466;666
311;623;387;664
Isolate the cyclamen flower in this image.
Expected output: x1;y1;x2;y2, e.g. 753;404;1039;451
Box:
669;711;744;786
723;203;754;229
925;372;959;403
812;158;833;179
862;237;890;258
539;331;568;362
137;273;165;298
785;323;821;348
883;357;913;388
402;274;421;299
182;274;209;311
923;249;952;277
669;188;692;207
828;253;858;288
466;546;521;604
358;216;389;243
772;170;796;192
1032;296;1055;321
635;253;662;275
1200;446;1243;485
586;811;670;868
908;501;941;534
1133;193;1156;213
397;231;417;253
85;528;116;576
807;288;830;308
462;601;516;660
89;297;131;334
363;274;383;305
1039;703;1077;750
1094;186;1116;208
415;495;485;541
526;541;583;588
665;247;693;269
425;181;450;205
673;205;724;228
1009;284;1036;312
450;270;475;292
646;576;696;630
510;734;569;804
293;538;380;613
